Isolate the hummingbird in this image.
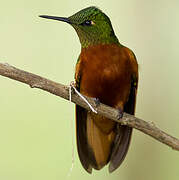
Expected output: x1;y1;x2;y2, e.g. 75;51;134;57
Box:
39;6;138;173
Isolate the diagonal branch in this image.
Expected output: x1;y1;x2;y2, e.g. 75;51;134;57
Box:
0;62;179;150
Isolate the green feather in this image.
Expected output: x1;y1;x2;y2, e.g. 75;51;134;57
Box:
68;6;120;48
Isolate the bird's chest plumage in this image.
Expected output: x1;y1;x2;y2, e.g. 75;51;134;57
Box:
77;44;132;107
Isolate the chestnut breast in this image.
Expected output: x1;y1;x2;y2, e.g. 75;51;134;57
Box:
79;44;135;108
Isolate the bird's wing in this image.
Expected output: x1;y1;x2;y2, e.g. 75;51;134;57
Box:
75;57;93;173
124;50;138;115
109;50;138;172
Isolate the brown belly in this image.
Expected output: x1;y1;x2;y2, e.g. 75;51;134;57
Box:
80;61;131;108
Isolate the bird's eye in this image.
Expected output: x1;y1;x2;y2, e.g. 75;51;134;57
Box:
81;20;93;26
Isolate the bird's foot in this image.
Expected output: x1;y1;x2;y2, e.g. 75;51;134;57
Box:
92;97;100;108
117;108;124;120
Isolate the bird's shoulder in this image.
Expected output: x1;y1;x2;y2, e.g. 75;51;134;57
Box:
121;45;138;79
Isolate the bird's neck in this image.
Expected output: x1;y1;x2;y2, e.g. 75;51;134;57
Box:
78;33;120;48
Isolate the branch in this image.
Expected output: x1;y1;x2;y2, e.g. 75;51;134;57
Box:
0;62;179;151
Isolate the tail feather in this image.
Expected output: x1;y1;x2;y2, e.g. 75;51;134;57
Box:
76;106;132;173
86;112;115;170
109;125;132;172
76;105;92;173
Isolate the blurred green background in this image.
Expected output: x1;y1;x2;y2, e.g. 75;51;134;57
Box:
0;0;179;180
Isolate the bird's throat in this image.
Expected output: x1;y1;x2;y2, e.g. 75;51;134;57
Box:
75;28;120;48
80;36;119;48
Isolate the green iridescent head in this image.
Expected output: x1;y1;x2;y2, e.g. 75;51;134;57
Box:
40;6;119;48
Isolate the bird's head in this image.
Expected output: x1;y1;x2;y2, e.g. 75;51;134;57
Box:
40;6;119;48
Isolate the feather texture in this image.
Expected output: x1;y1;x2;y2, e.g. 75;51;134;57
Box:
75;43;138;173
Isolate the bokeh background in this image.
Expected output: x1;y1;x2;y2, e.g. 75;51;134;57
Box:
0;0;179;180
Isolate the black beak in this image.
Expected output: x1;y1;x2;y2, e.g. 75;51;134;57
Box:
39;15;71;24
